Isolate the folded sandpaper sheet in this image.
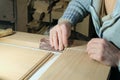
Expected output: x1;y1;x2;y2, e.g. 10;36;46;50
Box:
39;36;89;52
39;38;74;52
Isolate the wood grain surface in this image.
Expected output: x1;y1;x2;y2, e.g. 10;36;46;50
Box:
0;43;53;80
0;32;48;48
39;46;110;80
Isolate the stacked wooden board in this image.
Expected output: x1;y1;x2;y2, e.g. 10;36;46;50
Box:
0;31;48;48
0;32;53;80
0;42;53;80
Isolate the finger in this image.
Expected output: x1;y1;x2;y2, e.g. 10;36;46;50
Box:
57;29;64;50
89;51;104;61
61;25;68;48
87;39;105;53
88;38;106;45
90;54;110;66
53;31;59;50
87;48;96;55
86;43;96;54
90;53;110;66
50;29;53;47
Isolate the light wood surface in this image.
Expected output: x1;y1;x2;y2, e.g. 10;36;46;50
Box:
0;43;53;80
39;45;110;80
0;32;110;80
0;31;48;48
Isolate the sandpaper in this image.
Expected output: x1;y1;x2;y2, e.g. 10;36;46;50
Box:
39;37;88;51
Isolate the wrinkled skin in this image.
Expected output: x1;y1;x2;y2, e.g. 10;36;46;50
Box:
49;23;120;67
86;38;120;66
49;22;71;50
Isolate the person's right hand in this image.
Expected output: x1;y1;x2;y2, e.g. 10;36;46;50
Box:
49;22;71;51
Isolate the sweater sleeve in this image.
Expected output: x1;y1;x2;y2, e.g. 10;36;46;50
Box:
118;60;120;71
58;0;91;26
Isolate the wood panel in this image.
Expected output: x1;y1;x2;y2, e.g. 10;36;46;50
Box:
39;46;110;80
0;43;53;80
0;32;48;48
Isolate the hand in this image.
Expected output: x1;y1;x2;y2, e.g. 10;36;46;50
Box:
86;38;120;66
49;22;71;50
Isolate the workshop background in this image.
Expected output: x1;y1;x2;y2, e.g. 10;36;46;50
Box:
0;1;117;80
0;0;89;37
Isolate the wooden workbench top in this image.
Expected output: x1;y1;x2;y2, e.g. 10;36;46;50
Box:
0;31;110;80
0;31;48;48
0;42;53;80
39;46;110;80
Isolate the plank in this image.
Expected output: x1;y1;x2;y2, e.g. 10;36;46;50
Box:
0;32;48;48
39;46;110;80
0;43;53;80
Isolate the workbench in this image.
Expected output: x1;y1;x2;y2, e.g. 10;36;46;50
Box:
0;32;110;80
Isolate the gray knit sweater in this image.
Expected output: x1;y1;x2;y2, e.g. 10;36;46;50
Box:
58;0;120;48
58;0;120;70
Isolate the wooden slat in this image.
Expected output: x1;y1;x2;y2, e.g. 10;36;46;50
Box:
0;32;48;48
0;43;53;80
39;46;110;80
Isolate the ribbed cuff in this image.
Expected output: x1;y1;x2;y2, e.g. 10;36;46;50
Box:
118;60;120;72
58;18;73;26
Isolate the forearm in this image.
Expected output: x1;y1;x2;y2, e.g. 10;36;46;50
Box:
58;0;90;26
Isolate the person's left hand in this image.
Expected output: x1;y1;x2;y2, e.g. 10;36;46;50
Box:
86;38;120;66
